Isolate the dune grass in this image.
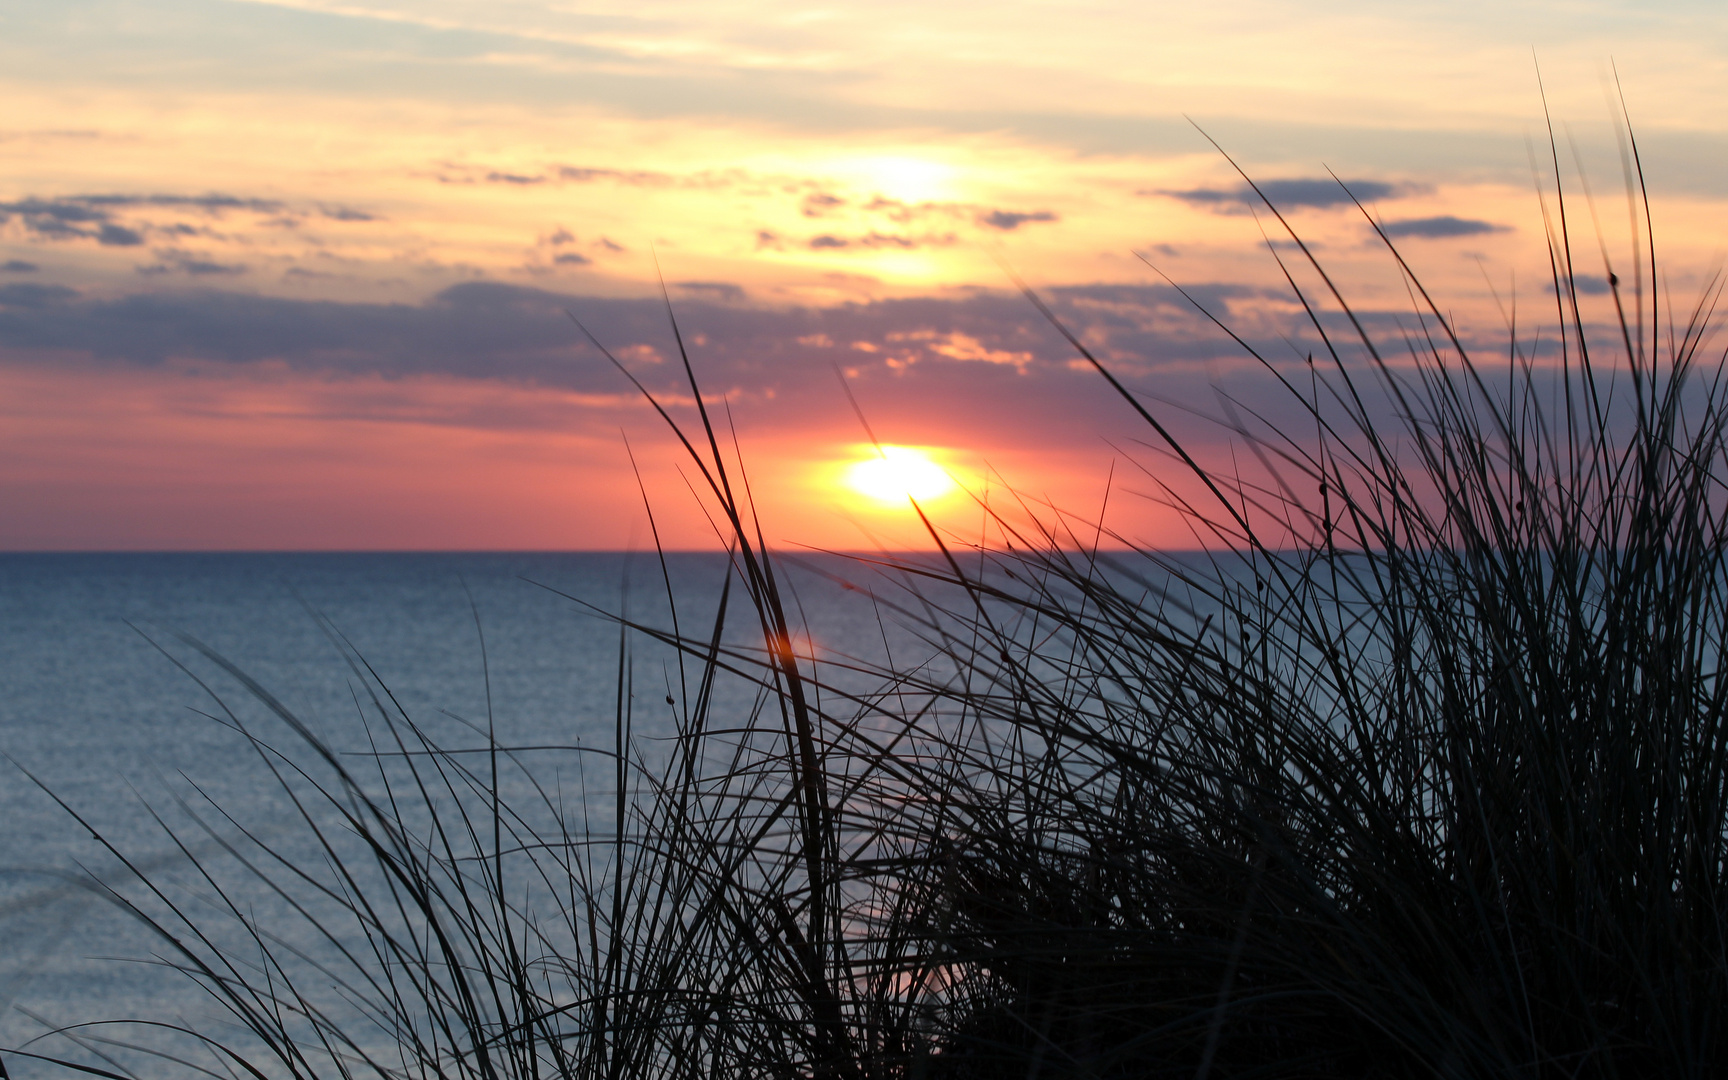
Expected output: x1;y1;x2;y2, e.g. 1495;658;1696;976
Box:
9;103;1728;1079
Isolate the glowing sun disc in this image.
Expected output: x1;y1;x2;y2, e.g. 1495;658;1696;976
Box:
845;446;957;504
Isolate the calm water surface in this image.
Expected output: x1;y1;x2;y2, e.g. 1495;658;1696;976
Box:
0;552;900;1076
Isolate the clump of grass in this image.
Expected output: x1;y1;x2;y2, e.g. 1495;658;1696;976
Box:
846;112;1728;1074
10;98;1727;1080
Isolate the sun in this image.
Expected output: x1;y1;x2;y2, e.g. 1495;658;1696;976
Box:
846;155;956;203
844;446;958;504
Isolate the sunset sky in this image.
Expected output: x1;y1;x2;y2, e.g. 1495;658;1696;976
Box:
4;0;1727;549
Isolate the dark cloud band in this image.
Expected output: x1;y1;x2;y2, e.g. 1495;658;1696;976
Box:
1377;214;1506;239
1153;177;1402;211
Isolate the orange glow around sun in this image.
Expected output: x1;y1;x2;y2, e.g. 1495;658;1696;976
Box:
843;445;959;505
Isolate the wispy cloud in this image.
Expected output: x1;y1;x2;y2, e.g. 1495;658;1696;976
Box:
1377;214;1506;239
977;209;1058;231
75;194;286;212
1154;178;1403;211
0;193;359;248
135;249;248;276
804;231;959;250
445;163;708;187
1;197;111;242
320;205;379;221
673;280;745;302
802;191;845;216
557;165;687;185
782;192;1062;249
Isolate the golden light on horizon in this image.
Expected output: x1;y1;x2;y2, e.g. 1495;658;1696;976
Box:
843;445;958;505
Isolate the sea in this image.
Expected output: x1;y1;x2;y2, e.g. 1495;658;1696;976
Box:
0;551;921;1078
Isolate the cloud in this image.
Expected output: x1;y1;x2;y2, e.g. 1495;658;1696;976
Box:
320;206;379;222
553;252;592;266
4;275;1558;477
1262;178;1394;206
803;192;845;217
0;278;1257;395
1155;178;1401;211
75;194;284;213
861;232;918;249
1377;215;1506;239
0;197;109;223
1;260;38;272
862;196;930;223
978;209;1058;231
555;166;677;186
0;282;78;309
182;259;247;275
1544;273;1612;296
2;276;1540;464
0;193;292;245
22;219;89;240
874;231;956;249
673;281;745;303
135;250;247;276
889;329;1036;370
807;231;956;251
801;196;1058;235
0;199;114;243
460;164;711;189
97;223;145;247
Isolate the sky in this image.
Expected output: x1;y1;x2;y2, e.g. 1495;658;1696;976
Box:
4;0;1727;550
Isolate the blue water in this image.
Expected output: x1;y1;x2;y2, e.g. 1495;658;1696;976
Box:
0;552;903;1077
